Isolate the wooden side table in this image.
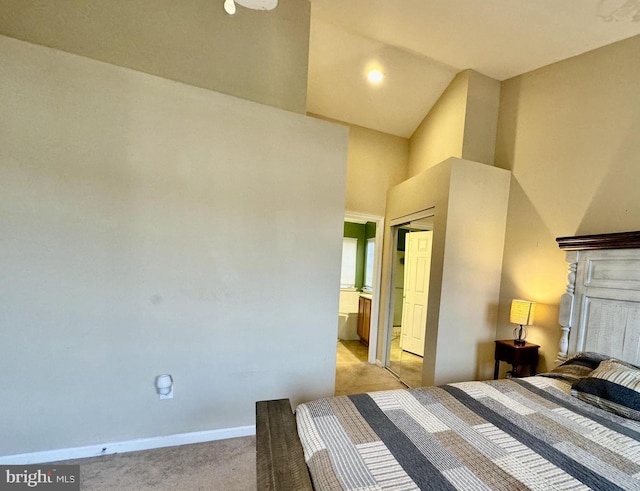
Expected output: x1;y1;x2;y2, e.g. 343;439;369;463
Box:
493;340;540;379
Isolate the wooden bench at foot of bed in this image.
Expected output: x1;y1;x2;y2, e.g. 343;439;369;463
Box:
256;399;313;491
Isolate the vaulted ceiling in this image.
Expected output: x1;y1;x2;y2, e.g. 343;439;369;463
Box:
307;0;640;137
2;0;640;139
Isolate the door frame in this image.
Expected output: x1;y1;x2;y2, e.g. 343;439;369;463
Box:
381;209;435;370
344;211;384;364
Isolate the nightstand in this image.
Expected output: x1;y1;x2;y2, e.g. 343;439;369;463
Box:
493;340;539;379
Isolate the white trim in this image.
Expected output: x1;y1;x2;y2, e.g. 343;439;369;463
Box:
0;425;255;465
344;211;384;365
381;209;436;369
379;224;399;368
389;207;435;228
368;217;384;364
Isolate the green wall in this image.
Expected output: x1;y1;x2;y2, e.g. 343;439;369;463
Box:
365;221;376;240
397;228;409;251
344;221;376;290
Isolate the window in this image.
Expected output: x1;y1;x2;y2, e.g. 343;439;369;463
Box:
364;238;375;291
340;238;358;288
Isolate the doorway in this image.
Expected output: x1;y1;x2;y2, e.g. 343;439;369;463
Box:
339;212;384;365
385;214;434;387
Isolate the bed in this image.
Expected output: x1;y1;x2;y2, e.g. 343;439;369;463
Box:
257;231;640;491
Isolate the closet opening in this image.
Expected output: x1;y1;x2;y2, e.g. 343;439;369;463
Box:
384;211;434;387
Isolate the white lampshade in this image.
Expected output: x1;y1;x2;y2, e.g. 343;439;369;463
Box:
510;299;536;326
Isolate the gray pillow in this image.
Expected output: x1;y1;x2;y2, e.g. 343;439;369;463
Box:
571;358;640;420
539;352;610;384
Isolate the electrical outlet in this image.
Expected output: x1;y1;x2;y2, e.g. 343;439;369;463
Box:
155;374;173;399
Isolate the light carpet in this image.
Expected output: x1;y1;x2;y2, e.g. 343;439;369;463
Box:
55;436;255;490
54;341;401;490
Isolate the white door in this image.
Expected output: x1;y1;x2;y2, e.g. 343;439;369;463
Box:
400;231;433;357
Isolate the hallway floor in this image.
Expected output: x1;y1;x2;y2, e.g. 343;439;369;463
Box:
388;333;423;387
335;340;405;395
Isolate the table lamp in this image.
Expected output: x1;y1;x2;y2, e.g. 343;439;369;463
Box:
510;299;536;345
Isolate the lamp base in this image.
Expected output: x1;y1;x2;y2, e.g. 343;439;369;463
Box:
513;324;527;346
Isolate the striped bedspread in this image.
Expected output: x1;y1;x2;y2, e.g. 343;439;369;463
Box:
295;377;640;490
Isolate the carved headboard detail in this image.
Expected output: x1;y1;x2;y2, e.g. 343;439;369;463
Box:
556;231;640;366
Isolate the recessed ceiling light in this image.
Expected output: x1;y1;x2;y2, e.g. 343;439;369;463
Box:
367;69;384;84
224;0;278;14
224;0;236;14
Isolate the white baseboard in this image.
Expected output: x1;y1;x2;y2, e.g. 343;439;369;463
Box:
0;425;256;465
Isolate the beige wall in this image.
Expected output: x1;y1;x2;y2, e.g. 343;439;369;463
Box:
308;116;409;217
0;36;347;456
408;71;468;176
379;159;510;384
0;0;309;114
495;35;640;372
462;70;501;166
408;70;500;177
344;124;409;217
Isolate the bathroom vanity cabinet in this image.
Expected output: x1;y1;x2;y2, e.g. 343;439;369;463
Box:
357;295;372;346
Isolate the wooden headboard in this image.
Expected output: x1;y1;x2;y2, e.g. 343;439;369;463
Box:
557;231;640;366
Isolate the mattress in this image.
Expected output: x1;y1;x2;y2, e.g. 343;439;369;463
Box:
296;377;640;490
